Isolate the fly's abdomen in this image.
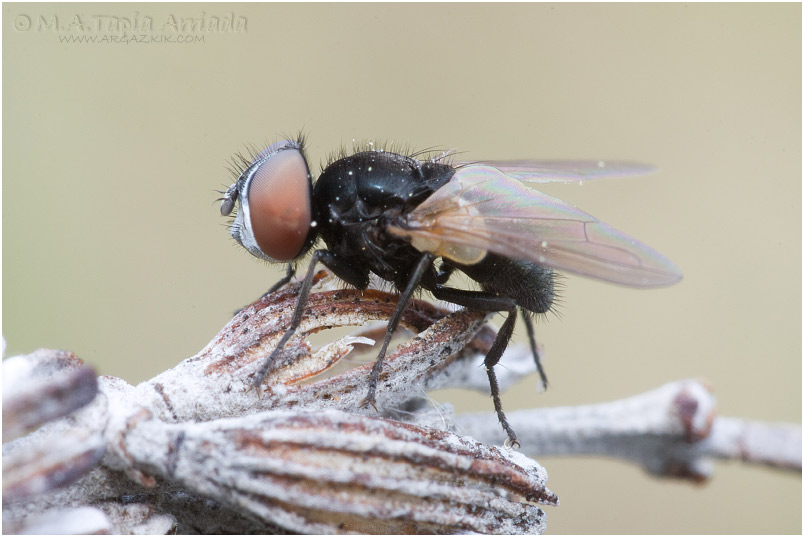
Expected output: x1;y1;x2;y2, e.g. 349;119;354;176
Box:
454;253;555;314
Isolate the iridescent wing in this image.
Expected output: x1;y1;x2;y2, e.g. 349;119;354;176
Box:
388;165;681;287
455;160;655;183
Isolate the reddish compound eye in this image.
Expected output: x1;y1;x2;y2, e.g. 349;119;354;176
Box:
245;147;312;261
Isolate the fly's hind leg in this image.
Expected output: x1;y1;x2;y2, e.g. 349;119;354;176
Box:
430;286;521;448
521;309;548;390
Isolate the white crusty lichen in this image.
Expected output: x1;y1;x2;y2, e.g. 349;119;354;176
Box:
3;270;800;534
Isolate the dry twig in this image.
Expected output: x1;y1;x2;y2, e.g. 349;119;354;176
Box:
3;271;800;533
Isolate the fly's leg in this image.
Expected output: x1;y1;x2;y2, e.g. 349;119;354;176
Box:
521;308;548;389
485;307;519;448
252;250;370;394
235;264;295;316
359;253;434;411
262;263;296;297
251;253;323;394
436;262;456;284
430;286;522;448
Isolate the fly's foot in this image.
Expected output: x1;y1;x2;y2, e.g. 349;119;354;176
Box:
250;374;269;399
499;419;520;449
358;393;378;412
504;435;521;450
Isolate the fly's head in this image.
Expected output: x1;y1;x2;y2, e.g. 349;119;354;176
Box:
221;138;317;262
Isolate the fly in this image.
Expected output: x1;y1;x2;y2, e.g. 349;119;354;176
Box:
219;135;682;447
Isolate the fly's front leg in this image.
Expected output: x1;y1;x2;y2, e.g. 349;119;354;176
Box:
234;264;296;317
252;250;370;394
431;286;521;448
359;253;434;411
262;263;296;297
252;251;323;394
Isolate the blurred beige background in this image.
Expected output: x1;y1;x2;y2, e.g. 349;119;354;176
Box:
3;3;800;533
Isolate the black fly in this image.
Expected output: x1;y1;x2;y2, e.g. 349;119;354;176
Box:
219;135;682;447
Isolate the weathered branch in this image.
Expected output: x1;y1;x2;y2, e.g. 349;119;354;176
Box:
3;271;800;533
455;379;802;481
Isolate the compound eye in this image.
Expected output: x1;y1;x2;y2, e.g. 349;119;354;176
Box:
246;146;312;261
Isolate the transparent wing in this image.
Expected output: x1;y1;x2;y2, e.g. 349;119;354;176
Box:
388;165;681;287
455;160;655;183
